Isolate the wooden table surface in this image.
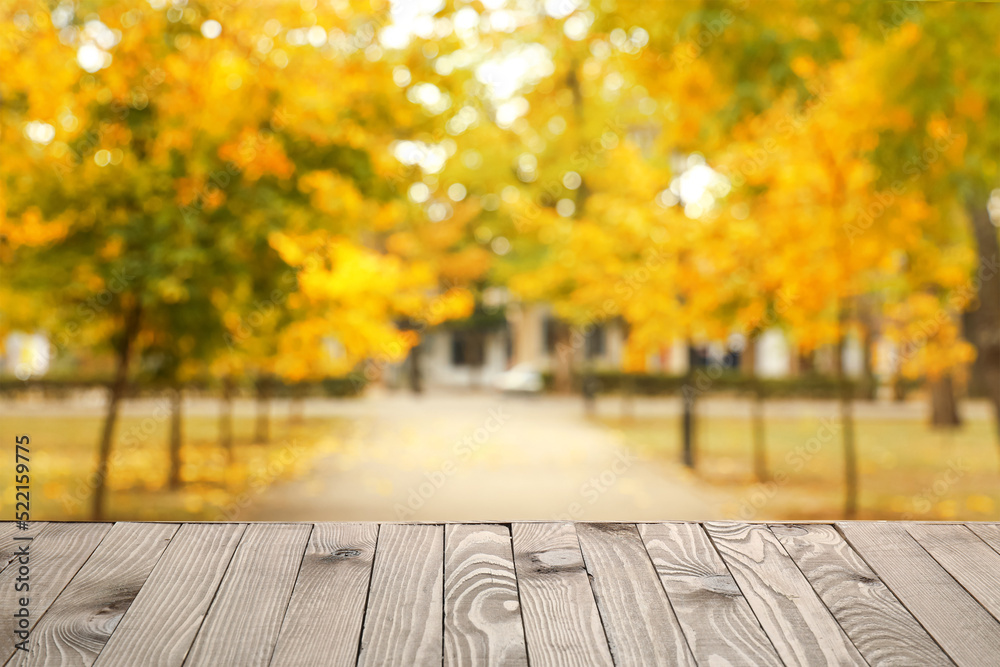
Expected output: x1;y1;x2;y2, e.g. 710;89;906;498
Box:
2;521;999;666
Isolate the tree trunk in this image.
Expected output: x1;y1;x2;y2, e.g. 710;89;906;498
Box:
740;333;756;376
91;303;141;520
681;387;696;469
168;385;183;490
751;385;768;483
220;376;234;463
468;331;485;390
840;381;858;518
891;373;907;402
797;348;815;375
930;374;962;428
743;334;769;481
552;321;574;394
860;323;877;401
836;326;858;519
408;344;423;394
254;377;270;444
681;342;696;469
966;196;1000;455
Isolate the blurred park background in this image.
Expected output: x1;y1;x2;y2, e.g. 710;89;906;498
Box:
1;0;998;523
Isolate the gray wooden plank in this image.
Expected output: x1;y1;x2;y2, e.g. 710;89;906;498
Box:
0;523;48;574
576;522;696;666
0;523;112;662
357;524;444;667
839;521;1000;667
705;522;866;666
182;523;312;667
92;523;246;667
639;522;782;666
6;522;178;667
444;524;527;666
510;522;612;667
907;523;1000;621
269;522;379;667
772;523;953;666
967;523;1000;555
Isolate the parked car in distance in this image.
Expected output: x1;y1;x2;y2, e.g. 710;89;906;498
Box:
493;363;544;394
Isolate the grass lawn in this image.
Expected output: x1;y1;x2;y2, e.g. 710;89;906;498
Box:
603;413;1000;521
1;412;348;521
5;400;998;523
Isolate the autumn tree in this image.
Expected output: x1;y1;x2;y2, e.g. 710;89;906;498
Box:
864;2;1000;444
1;0;477;517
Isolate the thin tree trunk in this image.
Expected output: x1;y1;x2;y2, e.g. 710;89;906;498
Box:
743;333;769;481
682;388;696;468
552;321;573;394
797;348;815;375
468;331;485;390
92;303;141;520
408;344;423;394
254;377;270;444
836;325;858;519
891;373;907;402
220;376;233;463
853;295;879;401
861;324;877;401
168;385;183;489
751;385;768;482
967;196;1000;457
840;381;858;518
681;342;696;469
930;374;962;428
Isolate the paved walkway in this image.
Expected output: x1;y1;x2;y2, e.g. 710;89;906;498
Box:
239;393;727;522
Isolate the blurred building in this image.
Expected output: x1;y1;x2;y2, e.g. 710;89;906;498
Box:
410;303;870;390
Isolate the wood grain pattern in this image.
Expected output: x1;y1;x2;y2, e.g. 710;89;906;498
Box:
967;523;1000;555
269;522;379;667
444;524;527;666
6;522;177;667
705;522;865;666
510;522;612;667
639;522;782;666
576;522;696;666
356;524;444;667
907;523;1000;621
839;521;1000;667
3;520;998;665
0;523;112;663
0;523;48;574
92;523;246;667
182;523;312;667
772;523;952;666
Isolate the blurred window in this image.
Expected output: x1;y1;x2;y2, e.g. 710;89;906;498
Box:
544;316;558;353
585;326;606;359
451;331;485;366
